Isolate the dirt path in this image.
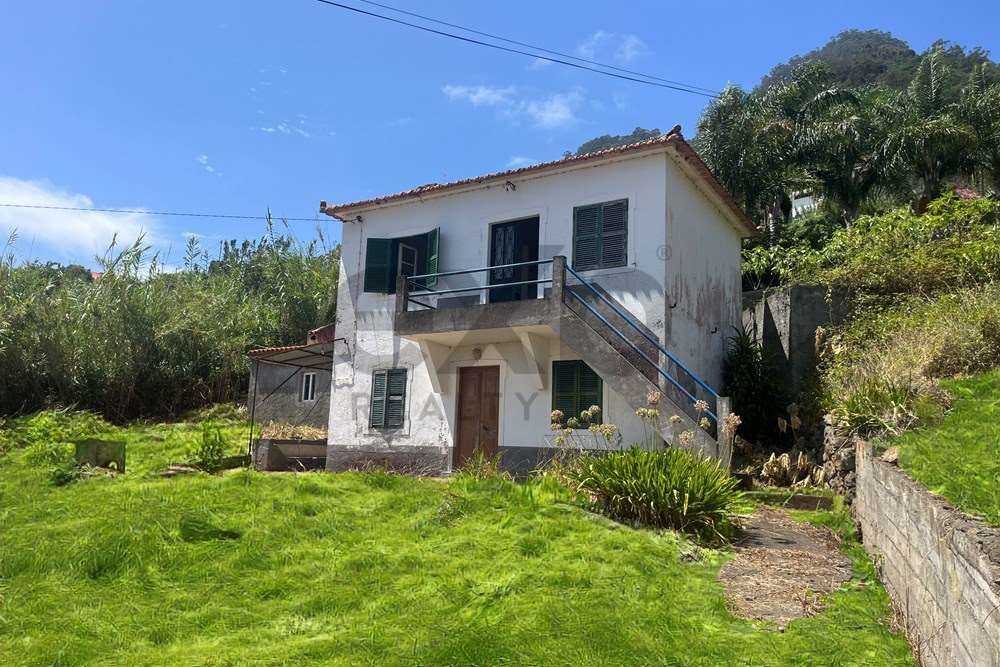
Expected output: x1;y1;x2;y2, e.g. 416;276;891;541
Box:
719;507;854;626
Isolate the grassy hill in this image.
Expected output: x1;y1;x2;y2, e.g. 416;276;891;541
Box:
0;412;915;666
889;370;1000;525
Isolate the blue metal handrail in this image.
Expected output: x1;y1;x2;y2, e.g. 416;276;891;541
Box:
564;266;720;422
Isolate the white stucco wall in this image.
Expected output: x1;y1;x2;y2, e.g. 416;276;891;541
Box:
664;164;743;388
327;150;743;461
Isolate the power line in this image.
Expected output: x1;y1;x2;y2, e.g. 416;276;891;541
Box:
310;0;720;99
354;0;721;96
0;202;327;223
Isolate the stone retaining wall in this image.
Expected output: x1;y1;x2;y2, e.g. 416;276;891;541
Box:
821;416;858;497
854;442;1000;666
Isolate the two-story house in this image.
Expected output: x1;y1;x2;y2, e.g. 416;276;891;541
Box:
319;126;756;475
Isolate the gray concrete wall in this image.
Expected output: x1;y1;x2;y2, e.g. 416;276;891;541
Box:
249;362;331;429
854;442;1000;667
742;286;850;398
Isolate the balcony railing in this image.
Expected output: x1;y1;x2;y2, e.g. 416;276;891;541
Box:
398;258;554;311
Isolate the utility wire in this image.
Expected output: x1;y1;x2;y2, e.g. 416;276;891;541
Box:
310;0;720;99
354;0;721;96
0;203;326;223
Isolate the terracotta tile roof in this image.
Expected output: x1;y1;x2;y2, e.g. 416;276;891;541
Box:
248;343;309;357
320;125;756;236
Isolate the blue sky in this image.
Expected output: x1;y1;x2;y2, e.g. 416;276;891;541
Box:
2;0;998;269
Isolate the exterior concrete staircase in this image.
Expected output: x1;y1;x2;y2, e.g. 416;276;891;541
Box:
550;257;732;460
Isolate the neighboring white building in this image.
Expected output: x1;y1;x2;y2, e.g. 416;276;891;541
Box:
320;126;756;474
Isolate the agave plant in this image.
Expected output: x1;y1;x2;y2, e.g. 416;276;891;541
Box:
571;447;744;543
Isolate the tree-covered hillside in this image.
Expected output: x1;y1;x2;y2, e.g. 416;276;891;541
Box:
758;30;1000;95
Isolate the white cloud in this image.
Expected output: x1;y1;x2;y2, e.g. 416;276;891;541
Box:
195;154;222;176
507;156;537;169
612;92;629;111
615;34;647;63
0;177;159;260
527;57;553;71
523;91;584;128
443;83;585;129
258;117;313;138
576;31;647;63
441;84;515;107
576;30;610;60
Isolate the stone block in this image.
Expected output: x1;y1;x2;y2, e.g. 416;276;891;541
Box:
74;439;125;473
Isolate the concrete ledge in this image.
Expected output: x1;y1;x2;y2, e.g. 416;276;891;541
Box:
854;441;1000;667
325;445;450;476
497;446;556;477
255;439;327;471
396;298;559;336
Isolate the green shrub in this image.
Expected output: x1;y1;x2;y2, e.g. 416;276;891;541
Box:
0;227;339;422
723;324;785;443
0;409;112;454
745;195;1000;297
825;284;1000;435
190;422;227;473
570;448;744;543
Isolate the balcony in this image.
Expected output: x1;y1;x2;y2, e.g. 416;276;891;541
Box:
395;255;730;449
394;257;564;345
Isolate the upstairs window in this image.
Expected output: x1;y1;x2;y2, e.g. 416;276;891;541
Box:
551;360;603;428
572;199;628;271
300;372;317;402
369;368;408;429
363;228;439;293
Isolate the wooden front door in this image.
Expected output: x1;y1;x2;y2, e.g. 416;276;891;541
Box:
455;366;500;467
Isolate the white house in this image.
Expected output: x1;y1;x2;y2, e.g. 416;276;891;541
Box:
319;126;755;475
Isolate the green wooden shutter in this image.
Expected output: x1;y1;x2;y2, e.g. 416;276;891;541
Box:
552;361;603;427
572;205;602;271
600;200;628;268
364;238;397;293
423;228;440;289
385;368;408;428
369;370;388;428
577;363;603;424
552;361;580;424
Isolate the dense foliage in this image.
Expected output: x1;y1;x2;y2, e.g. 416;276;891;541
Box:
824;285;1000;436
759;30;999;94
571;447;744;543
696;46;1000;242
0;222;339;421
565;126;661;157
744;195;1000;298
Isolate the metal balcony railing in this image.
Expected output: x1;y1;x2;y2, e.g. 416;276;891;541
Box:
401;258;554;311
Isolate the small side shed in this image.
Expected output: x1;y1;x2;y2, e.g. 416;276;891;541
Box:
247;324;336;431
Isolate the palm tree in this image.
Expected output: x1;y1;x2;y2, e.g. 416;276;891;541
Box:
881;49;976;211
958;64;1000;196
695;64;843;242
794;87;893;225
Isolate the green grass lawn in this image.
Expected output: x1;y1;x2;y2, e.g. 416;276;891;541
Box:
889;370;1000;525
0;413;914;666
